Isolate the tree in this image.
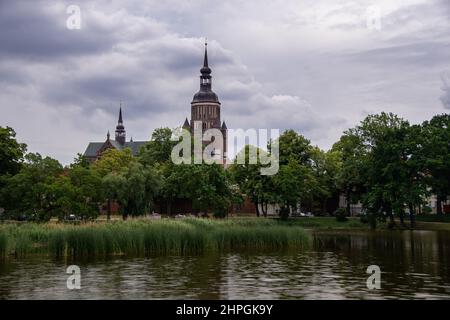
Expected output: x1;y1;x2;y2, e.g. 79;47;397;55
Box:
0;152;103;221
0;126;27;176
422;114;450;215
229;145;272;217
0;153;63;221
102;163;161;220
332;131;366;216
92;148;135;177
191;164;233;216
356;112;424;226
63;165;103;220
71;153;90;169
310;147;340;214
139;127;177;165
161;162;235;217
277;129;312;166
271;159;311;219
271;130;317;217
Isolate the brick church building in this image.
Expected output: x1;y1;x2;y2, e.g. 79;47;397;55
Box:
83;42;237;215
84;42;227;164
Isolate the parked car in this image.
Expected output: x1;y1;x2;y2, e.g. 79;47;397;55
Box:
292;211;312;218
65;214;80;222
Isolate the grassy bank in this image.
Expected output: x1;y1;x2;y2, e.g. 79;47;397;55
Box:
0;218;310;258
282;216;450;231
414;215;450;223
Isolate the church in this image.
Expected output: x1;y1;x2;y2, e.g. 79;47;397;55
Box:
84;43;228;163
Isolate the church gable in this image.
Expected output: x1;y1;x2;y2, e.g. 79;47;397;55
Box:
97;139;120;157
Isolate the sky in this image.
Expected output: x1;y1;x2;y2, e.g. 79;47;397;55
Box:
1;0;449;165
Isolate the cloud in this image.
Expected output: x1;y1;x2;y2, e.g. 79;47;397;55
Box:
441;72;450;109
0;0;449;164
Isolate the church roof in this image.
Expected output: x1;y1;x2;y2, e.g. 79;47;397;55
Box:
192;90;219;103
84;140;148;158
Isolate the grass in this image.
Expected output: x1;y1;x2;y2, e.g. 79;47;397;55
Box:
0;218;310;258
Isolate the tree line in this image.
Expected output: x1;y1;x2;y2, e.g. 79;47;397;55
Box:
0;112;449;227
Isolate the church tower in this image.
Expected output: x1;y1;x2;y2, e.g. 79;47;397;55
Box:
115;106;126;145
188;42;227;161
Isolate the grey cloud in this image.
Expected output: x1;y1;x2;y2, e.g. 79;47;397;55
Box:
441;72;450;109
0;1;117;61
344;42;450;68
1;0;449;164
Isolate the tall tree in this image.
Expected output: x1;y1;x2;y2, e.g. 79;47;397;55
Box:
422;114;450;215
310;147;341;214
356;112;424;226
92;148;135;177
277;129;312;166
0;153;63;221
139;127;177;165
332;131;366;216
229;145;272;217
103;163;161;220
0;126;27;176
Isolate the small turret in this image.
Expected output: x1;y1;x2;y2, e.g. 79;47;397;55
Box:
183;117;190;130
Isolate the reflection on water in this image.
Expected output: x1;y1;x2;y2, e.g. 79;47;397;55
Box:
0;230;449;299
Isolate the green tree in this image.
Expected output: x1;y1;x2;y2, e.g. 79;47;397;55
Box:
422;114;450;215
71;153;90;169
161;163;235;217
277;129;312;166
0;126;27;176
192;164;231;216
139;127;177;165
103;163;161;220
92;148;135;176
229;145;272;217
271;159;311;219
310;147;341;214
332;131;366;216
355;112;425;226
0;153;63;221
63;165;103;220
271;130;317;217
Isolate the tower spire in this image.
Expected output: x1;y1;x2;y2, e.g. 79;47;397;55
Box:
203;39;208;68
115;103;126;145
118;101;123;124
192;41;219;103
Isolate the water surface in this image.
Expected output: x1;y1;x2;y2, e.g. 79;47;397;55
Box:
1;230;449;299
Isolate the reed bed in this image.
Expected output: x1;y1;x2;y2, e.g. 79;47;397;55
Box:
0;218;310;258
0;232;7;258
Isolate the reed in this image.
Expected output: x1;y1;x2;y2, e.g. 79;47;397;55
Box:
0;232;7;258
0;218;310;258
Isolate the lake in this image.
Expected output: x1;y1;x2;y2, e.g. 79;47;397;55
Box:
1;230;449;299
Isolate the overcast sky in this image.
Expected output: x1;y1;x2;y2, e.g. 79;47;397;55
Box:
1;0;449;164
